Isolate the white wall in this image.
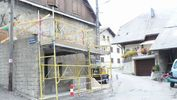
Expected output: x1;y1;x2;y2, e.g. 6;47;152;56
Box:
100;29;122;68
124;44;140;51
122;44;139;74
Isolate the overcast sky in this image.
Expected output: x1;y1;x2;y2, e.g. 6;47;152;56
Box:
88;0;177;34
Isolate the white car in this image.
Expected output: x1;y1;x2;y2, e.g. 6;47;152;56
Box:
169;59;177;87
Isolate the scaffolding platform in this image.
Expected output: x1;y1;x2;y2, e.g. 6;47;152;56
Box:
42;40;108;56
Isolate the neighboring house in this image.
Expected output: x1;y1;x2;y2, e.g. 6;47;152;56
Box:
150;14;177;72
112;8;177;76
100;27;122;68
0;0;99;99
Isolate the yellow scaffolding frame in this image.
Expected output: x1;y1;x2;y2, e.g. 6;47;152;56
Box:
39;48;112;100
35;13;112;100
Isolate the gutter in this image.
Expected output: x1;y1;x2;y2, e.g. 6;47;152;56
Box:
132;55;155;60
112;39;144;45
19;0;96;26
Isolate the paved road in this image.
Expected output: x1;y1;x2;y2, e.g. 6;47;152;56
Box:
1;69;177;100
67;69;177;100
108;72;177;100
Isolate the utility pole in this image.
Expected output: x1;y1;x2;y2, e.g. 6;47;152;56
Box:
96;0;100;46
95;0;100;64
8;0;14;91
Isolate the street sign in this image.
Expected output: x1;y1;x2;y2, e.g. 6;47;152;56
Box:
28;36;37;44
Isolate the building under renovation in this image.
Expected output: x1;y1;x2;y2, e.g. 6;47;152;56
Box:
0;0;111;100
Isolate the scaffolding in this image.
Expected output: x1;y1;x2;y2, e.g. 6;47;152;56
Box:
1;11;112;100
37;13;112;99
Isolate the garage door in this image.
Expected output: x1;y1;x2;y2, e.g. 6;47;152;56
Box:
135;58;155;76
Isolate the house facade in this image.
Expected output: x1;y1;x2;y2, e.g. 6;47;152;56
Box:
0;0;99;99
100;27;122;68
112;8;176;76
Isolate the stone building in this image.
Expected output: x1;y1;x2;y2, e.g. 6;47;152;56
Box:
0;0;99;99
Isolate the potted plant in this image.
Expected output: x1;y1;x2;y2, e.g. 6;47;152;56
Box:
122;50;137;58
150;64;160;80
141;48;147;54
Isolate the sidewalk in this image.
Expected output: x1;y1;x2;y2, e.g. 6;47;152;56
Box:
0;87;27;100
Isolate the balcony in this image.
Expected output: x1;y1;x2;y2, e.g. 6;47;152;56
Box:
122;48;153;63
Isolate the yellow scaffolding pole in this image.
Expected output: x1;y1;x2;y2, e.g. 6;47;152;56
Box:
88;47;92;92
38;11;43;100
52;6;59;100
76;59;81;95
53;41;59;100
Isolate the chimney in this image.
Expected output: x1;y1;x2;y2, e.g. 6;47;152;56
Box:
151;8;155;18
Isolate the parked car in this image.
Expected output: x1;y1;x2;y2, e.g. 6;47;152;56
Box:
168;59;177;87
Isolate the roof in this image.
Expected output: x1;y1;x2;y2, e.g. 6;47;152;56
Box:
19;0;97;26
150;27;177;50
112;8;172;44
150;9;177;50
84;0;96;21
100;27;115;37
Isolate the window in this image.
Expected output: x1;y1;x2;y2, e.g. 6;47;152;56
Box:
117;58;120;63
103;47;106;51
101;57;104;62
173;61;177;69
117;48;120;53
111;47;113;52
102;35;105;41
103;47;105;50
111;58;114;63
107;36;109;41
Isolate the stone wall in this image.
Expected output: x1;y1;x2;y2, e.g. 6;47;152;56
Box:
157;49;177;72
0;1;96;46
13;38;39;98
158;51;168;73
0;0;96;99
0;38;39;99
0;43;9;89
